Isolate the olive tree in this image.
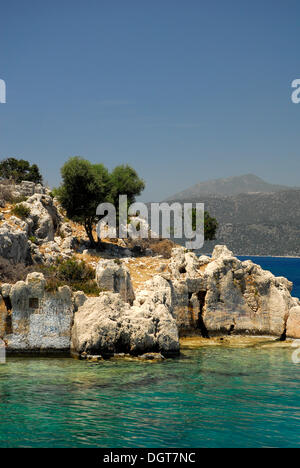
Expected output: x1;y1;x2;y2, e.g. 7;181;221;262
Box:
55;157;145;247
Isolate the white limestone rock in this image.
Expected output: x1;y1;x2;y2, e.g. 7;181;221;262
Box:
1;273;74;352
71;291;179;357
96;259;135;304
0;222;30;263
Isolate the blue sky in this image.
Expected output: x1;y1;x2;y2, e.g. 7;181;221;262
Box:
0;0;299;201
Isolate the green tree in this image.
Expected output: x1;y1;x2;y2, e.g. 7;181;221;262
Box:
54;157;111;247
54;158;145;248
0;157;43;184
110;165;145;206
191;208;218;241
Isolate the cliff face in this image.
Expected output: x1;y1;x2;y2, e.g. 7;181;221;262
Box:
1;245;300;357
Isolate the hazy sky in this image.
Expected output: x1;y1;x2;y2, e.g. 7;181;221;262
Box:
0;0;300;201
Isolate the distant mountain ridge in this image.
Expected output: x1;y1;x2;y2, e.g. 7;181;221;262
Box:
165;174;298;201
164;175;300;256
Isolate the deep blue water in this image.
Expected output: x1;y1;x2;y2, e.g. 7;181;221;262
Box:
0;257;299;448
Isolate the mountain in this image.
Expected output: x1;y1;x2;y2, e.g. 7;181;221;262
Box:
165;174;298;201
164;175;300;256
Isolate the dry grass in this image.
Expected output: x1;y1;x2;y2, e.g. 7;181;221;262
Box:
126;256;170;291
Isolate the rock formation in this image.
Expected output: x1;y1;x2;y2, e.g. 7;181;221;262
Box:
0;272;73;353
0;244;300;357
71;292;179;357
96;259;135;304
0;222;30;264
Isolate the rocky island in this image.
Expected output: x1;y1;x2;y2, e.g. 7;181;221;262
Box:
0;180;299;360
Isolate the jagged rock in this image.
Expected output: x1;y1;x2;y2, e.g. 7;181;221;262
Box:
212;245;234;260
16;181;47;197
287;306;300;338
71;291;179;357
169;247;201;279
0;180;47;200
73;291;87;310
0;273;74;352
202;249;296;337
20;194;62;242
135;245;300;338
44;241;61;253
61;236;77;250
1;237;300;355
96;259;135;304
198;255;211;266
0;222;30;263
59;222;73;237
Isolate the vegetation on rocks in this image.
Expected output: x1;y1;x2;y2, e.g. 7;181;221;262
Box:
41;257;100;296
0;157;43;184
11;203;31;219
191;208;218;241
54;157;145;248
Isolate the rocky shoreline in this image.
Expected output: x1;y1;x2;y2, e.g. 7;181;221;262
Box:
1;182;300;359
1;244;300;359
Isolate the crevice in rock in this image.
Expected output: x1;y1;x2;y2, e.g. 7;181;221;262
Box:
197;291;209;338
228;324;235;336
279;329;287;342
2;296;12;312
179;266;186;274
1;295;13;335
5;314;12;335
279;313;289;342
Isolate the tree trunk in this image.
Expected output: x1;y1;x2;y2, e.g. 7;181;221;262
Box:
84;219;96;248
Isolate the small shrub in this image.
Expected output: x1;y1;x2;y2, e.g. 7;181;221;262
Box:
11;203;30;219
41;257;99;296
150;239;175;258
29;235;38;244
125;237;176;258
56;257;94;282
70;281;101;296
11;195;28;204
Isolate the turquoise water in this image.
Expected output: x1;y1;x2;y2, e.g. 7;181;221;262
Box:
0;257;299;448
0;348;300;448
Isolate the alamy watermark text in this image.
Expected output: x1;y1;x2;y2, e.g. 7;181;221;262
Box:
291;79;300;104
0;79;6;103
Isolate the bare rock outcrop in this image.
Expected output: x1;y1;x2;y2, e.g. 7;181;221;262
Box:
134;245;300;338
71;291;179;357
1;241;300;358
96;259;135;304
0;272;73;352
0;222;30;264
286;306;300;339
202;246;297;336
20;194;62;242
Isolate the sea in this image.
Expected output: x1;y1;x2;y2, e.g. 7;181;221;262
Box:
0;257;299;448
